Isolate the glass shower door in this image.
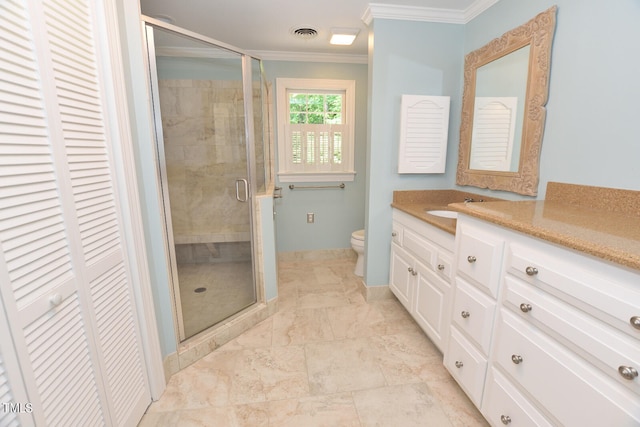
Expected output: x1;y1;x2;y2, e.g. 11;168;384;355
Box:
146;26;256;340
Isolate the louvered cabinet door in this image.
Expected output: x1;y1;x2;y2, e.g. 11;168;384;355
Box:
0;0;150;426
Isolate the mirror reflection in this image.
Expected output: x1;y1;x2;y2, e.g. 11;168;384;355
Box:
470;45;529;172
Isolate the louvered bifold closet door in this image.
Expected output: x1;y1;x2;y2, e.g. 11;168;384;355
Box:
0;0;150;426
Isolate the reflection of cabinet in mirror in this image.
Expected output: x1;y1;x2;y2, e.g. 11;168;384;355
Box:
470;97;518;171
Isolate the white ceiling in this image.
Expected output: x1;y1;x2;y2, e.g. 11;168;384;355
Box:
139;0;493;60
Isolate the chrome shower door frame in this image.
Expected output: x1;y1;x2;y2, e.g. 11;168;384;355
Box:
142;17;261;343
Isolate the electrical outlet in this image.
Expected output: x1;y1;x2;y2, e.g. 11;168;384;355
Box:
306;213;314;223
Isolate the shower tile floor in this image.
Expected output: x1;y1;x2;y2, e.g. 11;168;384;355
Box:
139;257;489;426
178;260;255;338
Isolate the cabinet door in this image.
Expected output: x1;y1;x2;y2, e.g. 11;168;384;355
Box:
389;244;414;312
413;263;449;351
0;1;150;425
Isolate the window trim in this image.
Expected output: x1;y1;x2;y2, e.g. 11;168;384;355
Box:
276;78;356;183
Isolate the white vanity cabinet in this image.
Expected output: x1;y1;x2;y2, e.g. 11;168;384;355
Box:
448;215;640;427
444;219;505;406
390;209;455;351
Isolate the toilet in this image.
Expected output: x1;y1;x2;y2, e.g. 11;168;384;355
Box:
350;229;365;277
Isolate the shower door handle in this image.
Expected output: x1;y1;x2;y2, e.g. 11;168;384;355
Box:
235;178;249;202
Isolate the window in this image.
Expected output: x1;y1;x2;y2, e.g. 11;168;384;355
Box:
276;78;356;182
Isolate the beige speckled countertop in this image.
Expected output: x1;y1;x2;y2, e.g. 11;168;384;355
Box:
391;189;505;234
392;183;640;272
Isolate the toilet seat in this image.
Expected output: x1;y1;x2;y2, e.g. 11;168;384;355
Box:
351;229;365;241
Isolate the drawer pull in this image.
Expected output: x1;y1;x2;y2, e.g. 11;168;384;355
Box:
618;366;638;380
392;232;397;237
519;303;533;313
467;255;476;263
511;354;523;364
437;264;445;271
631;316;640;330
455;361;464;368
525;266;538;276
461;311;470;319
411;269;417;276
408;267;413;273
500;415;512;425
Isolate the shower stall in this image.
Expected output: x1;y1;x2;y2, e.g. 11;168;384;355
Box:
143;19;272;342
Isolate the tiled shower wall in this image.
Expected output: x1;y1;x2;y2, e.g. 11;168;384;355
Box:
158;79;265;251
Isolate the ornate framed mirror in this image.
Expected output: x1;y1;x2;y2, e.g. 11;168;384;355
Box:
456;6;557;196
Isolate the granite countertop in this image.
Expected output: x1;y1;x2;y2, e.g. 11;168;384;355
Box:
391;189;504;234
450;198;640;271
391;183;640;272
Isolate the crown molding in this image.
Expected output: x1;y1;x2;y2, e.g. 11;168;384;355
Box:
362;0;500;26
247;50;368;64
155;47;368;64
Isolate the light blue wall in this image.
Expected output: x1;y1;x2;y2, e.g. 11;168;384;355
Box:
462;0;640;198
263;61;368;253
365;20;465;286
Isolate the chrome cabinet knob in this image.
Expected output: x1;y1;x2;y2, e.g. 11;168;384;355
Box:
461;311;470;319
630;316;640;330
511;354;523;364
467;255;476;263
501;415;512;425
525;266;538;276
411;269;417;276
437;264;445;271
618;366;638;380
455;361;464;368
408;267;413;273
392;232;397;237
519;303;533;313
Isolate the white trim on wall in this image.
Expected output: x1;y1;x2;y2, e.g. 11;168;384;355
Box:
362;0;500;25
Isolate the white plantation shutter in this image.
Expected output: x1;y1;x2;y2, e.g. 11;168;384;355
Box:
0;0;150;426
398;95;450;174
470;97;517;171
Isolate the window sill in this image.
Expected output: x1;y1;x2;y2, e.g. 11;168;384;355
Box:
277;171;356;183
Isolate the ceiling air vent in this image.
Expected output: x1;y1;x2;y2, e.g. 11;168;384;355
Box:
291;27;318;39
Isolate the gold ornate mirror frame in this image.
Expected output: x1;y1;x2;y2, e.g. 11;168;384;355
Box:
456;6;557;196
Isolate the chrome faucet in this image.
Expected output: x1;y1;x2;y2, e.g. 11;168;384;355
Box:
464;197;484;203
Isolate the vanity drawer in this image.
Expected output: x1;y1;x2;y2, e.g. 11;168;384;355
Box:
493;309;640;426
452;277;496;354
456;222;504;297
445;326;488;407
482;368;553;427
404;227;437;267
503;275;640;395
507;241;640;339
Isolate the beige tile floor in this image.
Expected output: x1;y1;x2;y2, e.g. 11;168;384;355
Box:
139;257;489;426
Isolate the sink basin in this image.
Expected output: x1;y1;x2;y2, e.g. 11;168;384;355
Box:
425;210;458;219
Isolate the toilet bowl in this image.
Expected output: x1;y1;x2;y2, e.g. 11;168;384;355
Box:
350;229;365;277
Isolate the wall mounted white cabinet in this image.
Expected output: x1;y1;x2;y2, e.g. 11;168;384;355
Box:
389;210;454;351
446;215;640;426
398;95;450;174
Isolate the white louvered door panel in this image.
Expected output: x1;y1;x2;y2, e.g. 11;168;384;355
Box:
0;0;150;426
398;95;450;174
